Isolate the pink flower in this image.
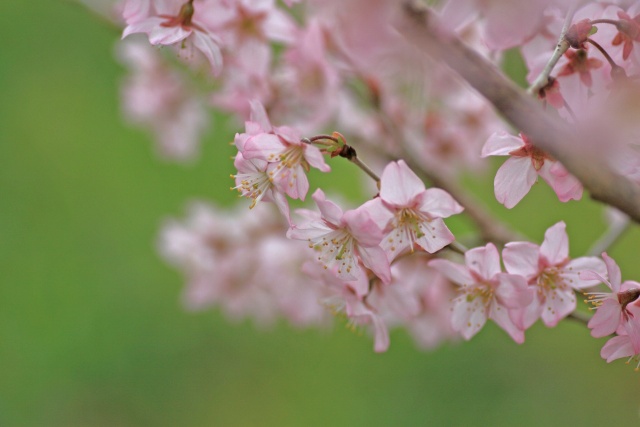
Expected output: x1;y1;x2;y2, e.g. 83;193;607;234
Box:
612;10;640;60
429;243;533;343
122;0;223;75
231;152;291;224
241;101;330;201
482;131;583;208
287;189;391;288
502;221;605;329
600;321;640;371
365;160;463;261
582;252;640;351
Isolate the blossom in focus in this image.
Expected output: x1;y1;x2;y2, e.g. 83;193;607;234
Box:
287;189;391;289
502;222;605;329
429;243;533;343
122;0;223;75
364;160;463;261
241;101;330;201
582;252;640;351
481;131;583;208
600;325;640;371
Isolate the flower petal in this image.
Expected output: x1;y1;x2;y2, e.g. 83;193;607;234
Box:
539;221;569;266
503;241;540;280
379;160;425;207
494;156;537;209
481;131;524;157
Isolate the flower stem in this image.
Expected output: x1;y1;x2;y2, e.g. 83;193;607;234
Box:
527;1;578;95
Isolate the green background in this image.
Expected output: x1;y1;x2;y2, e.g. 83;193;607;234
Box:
2;2;639;426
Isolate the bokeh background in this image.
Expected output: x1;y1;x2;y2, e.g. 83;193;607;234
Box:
2;2;640;426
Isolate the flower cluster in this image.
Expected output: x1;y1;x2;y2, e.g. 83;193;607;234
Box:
93;0;640;370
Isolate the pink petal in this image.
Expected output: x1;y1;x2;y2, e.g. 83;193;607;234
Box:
414;218;455;253
561;257;606;289
539;287;576;327
538;161;583;202
494;156;537;209
312;189;343;226
122;16;165;39
428;259;474;286
481;131;525;157
417;188;463;218
494;273;533;309
344;206;384;247
489;300;525;344
303;144;331;172
242;133;285;160
192;31;224;76
601;335;635;362
502;241;540;280
602;252;622;291
358;245;391;284
149;25;191;45
589;299;623;338
465;243;501;282
451;299;487;340
379;160;425;207
539;221;569;266
248;100;273;132
510;292;542;330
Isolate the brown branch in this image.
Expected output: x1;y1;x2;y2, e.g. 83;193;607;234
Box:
397;1;640;225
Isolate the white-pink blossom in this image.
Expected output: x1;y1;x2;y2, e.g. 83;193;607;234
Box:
364;160;463;261
502;222;605;329
429;243;533;343
482;131;583;208
287;189;391;288
583;252;640;351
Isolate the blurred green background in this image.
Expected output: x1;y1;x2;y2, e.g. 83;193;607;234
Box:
2;2;640;426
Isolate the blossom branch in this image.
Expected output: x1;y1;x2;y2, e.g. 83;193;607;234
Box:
398;1;640;225
527;1;579;95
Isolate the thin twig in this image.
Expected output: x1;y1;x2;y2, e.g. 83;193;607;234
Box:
398;2;640;225
527;1;579;95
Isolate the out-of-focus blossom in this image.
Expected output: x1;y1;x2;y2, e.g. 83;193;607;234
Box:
117;40;210;161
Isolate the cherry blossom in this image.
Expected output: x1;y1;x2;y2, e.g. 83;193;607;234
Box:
287;189;391;288
429;243;533;343
482;131;583;208
600;323;640;371
364;160;463;261
122;0;223;75
502;222;605;329
241;101;330;201
582;252;640;351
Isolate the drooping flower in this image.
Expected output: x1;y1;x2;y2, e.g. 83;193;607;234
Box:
582;252;640;351
364;160;463;261
429;243;533;343
481;131;583;208
122;0;223;75
241;101;330;201
287;189;391;288
502;221;605;329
